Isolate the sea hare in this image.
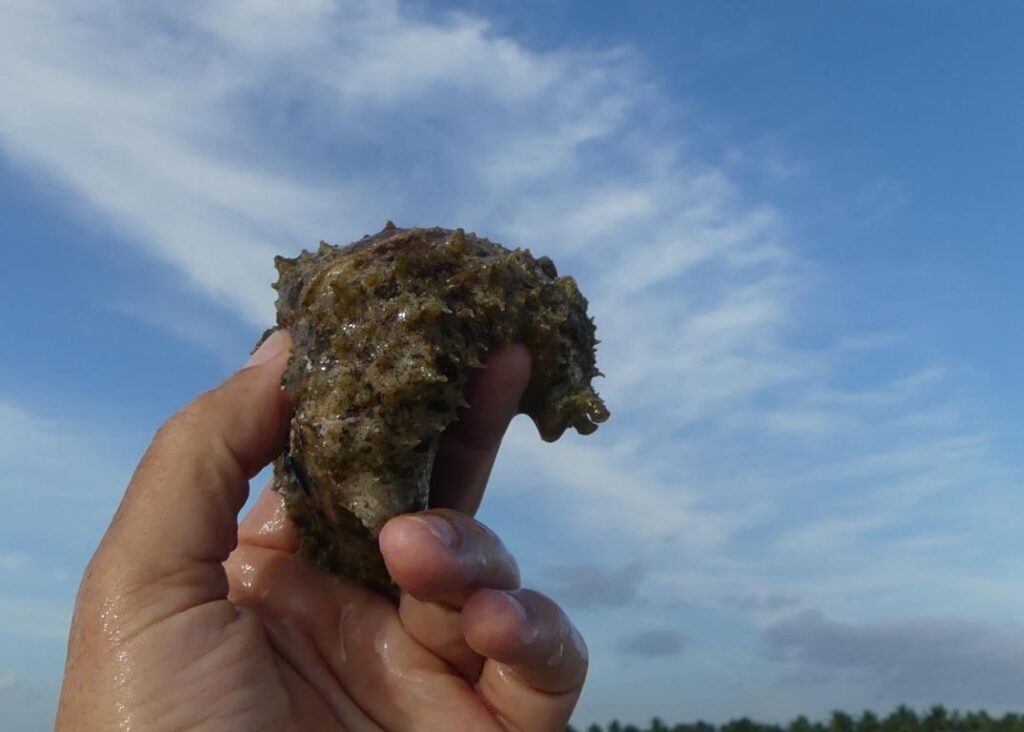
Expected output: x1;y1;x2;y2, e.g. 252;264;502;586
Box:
269;223;609;595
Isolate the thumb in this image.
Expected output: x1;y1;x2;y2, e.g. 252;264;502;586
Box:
96;330;292;611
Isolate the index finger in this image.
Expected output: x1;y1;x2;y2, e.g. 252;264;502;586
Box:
430;344;532;515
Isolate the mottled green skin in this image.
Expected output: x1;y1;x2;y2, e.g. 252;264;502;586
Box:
271;223;609;595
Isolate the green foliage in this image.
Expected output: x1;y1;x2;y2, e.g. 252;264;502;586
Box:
573;708;1024;732
859;711;882;732
831;711;856;732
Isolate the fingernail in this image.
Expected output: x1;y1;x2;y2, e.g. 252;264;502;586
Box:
506;592;539;644
245;330;286;368
410;514;458;549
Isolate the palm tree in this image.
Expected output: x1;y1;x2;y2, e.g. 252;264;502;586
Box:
830;711;855;732
789;715;814;732
883;705;921;732
993;712;1023;732
859;710;882;732
963;710;993;732
722;717;762;732
922;705;951;732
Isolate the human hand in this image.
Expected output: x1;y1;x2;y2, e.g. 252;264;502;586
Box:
55;330;587;731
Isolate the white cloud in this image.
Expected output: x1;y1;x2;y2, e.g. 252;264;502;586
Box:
723;593;801;615
503;422;744;548
546;561;647;609
0;400;124;505
0;555;29;572
615;628;686;658
0;399;126;647
3;0;1013;592
0;0;639;327
0;673;62;732
766;610;1024;707
0;0;806;550
0;595;71;642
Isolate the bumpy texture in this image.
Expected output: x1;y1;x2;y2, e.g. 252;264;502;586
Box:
269;223;609;595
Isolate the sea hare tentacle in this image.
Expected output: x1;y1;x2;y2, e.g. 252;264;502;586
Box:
270;224;609;595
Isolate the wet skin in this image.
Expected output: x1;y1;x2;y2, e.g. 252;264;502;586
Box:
55;330;587;731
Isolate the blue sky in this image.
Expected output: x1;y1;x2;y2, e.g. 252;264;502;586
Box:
2;1;1024;729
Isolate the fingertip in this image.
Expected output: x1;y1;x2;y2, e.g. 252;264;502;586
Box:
463;589;539;658
382;511;520;602
199;332;292;478
430;344;532;514
380;513;459;557
380;514;466;599
465;589;587;687
244;329;292;369
477;343;532;402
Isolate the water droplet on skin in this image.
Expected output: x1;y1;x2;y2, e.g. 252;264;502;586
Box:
336;604;354;666
99;597;121;642
373;628;393;664
568;622;588;662
490;664;515;685
371;627;463;712
257;503;288;537
545;637;565;668
238;562;258;591
115;700;133;732
98;597;134;730
519;621;540;645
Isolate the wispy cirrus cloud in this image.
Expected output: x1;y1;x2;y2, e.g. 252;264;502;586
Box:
0;595;72;642
0;399;123;645
1;0;1021;724
4;0;1016;603
0;400;124;510
0;0;801;540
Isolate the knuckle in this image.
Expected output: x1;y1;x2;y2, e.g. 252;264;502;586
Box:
74;554;104;603
161;398;210;438
149;391;231;465
136;400;211;478
72;548;122;623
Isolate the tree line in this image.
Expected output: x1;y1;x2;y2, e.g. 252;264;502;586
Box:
569;706;1024;732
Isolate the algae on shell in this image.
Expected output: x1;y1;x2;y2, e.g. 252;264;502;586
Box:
269;223;609;595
